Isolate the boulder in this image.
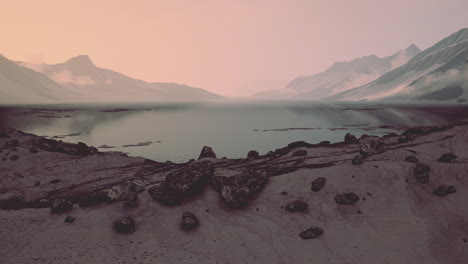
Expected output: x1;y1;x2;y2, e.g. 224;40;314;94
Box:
218;170;269;209
147;182;182;206
180;212;199;231
123;192;138;207
359;140;384;157
344;133;358;144
437;153;458;163
432;185;457;197
113;216;136;234
247;150;260;159
414;163;431;184
335;193;360;205
79;188;121;207
165;163;213;196
285;200;308;212
64;216;76;223
2;139;20;149
51;199;73;213
292;150;307;157
9;155;19;161
209;176;227;192
404;156;419;163
311;177;327;192
29;147;38;154
198;146;216;159
352;155;363;165
299;226;324;239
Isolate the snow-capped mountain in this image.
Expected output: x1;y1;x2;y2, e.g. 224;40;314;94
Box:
17;55;222;102
255;45;421;99
328;28;468;102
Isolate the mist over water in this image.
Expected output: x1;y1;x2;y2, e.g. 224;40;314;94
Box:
1;101;467;162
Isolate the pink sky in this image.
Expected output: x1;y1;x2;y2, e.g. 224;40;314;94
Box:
1;0;467;97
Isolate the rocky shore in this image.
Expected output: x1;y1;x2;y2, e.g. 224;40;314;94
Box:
0;124;467;263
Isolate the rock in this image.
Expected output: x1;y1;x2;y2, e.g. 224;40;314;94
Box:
51;199;73;213
123;192;138;207
287;141;312;149
165;163;213;196
2;139;20;149
34;181;40;187
285;200;308;212
404;156;419;163
437;153;458;163
247;150;260;159
210;176;227;192
292;150;307;157
49;179;61;184
76;142;99;156
64;216;76;223
9;155;19;161
299;226;324;239
35;138;59;152
125;180;146;193
414;163;431;184
398;127;425;143
180;212;199;231
344;133;358;144
432;185;457;197
311;177;327;192
359;140;384;157
113;216;136;234
79;188;121;207
147;182;182;206
318;141;330;146
218;170;269;209
352;155;363;165
335;193;360;205
29;146;38;154
198;146;216;159
281;191;288;195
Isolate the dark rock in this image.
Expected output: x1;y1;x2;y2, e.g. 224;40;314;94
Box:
414;163;431;184
34;181;40;187
360;134;369;139
299;226;324;239
280;191;288;195
9;155;19;161
335;193;360;205
210;176;227;192
218;169;269;209
318;141;330;146
123;192;138;207
180;212;199;231
76;142;99;156
29;147;38;154
287;141;312;149
432;185;457;197
2;139;20;149
51;199;73;213
113;216;136;234
404;156;419;163
344;133;358;144
311;177;327;192
359;140;384;157
49;179;61;184
125;180;146;193
285;200;308;212
79;189;120;207
198;146;216;159
166;162;213;196
64;216;76;223
352;155;363;165
383;133;399;138
247;150;260;159
147;182;182;206
437;153;458;163
35;138;59;152
292;150;307;157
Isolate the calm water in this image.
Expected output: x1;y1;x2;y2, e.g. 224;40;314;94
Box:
1;101;467;162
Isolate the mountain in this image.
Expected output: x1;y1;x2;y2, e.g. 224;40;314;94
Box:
328;28;468;102
17;55;222;102
0;55;86;104
255;45;421;99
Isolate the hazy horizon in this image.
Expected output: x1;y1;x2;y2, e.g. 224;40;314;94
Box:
1;0;468;97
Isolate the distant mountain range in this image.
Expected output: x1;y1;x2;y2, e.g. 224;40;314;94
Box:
328;28;468;102
0;55;222;104
256;45;421;99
